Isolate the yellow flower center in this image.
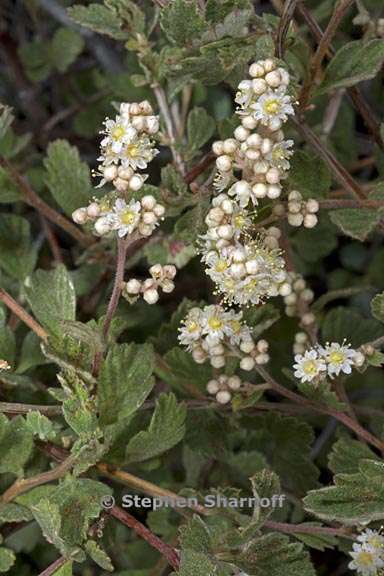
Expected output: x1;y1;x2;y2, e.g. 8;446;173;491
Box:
187;321;199;333
368;536;382;548
303;360;318;375
112;126;126;140
358;551;374;567
208;316;223;330
234;215;245;228
215;259;228;272
126;143;139;158
231;320;241;333
329;351;344;364
263;98;281;115
120;210;136;225
272;146;284;160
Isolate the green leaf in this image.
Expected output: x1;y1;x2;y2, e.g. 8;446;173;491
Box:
250;469;281;525
53;562;73;576
25;411;56;441
241;413;319;495
318;39;384;94
179;516;212;553
17;331;49;374
31;499;68;556
18;40;52;82
328;437;376;475
371;292;384;322
0;214;37;279
85;540;114;571
0;326;15;366
242;303;280;338
51;28;85;73
68;4;128;39
0;105;14;140
321;307;382;347
174;199;210;242
0;547;16;573
125;393;186;463
0;168;23;203
178;549;216;576
24;265;76;331
304;459;384;525
292;218;337;263
187;108;216;153
236;532;316;576
0;415;34;477
160;0;207;46
329;208;380;241
288;151;331;199
98;343;155;427
0;502;33;523
44;139;92;216
160;347;212;394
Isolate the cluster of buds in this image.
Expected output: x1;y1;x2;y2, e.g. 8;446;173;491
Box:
199;59;301;306
73;195;165;238
282;272;314;317
199;192;288;306
123;264;176;305
213;59;294;201
293;331;310;355
206;374;249;404
0;359;11;371
72;101;165;240
178;304;270;370
349;529;384;576
286;191;319;228
293;341;365;384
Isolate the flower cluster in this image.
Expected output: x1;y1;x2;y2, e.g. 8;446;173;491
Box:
200;59;302;306
206;374;249;405
123;264;176;305
293;341;365;384
285;191;319;228
72;101;165;239
178;305;269;370
0;359;10;371
349;529;384;576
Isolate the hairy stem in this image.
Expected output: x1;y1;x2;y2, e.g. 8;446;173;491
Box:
275;0;299;57
0;156;92;247
264;520;354;539
0;402;61;416
38;557;68;576
153;84;186;175
0;288;48;342
110;506;180;570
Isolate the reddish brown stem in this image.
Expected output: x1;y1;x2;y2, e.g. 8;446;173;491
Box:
110;506;180;570
184;152;215;185
0;156;92;247
265;520;353;539
38;557;68;576
275;0;299;57
0;288;48;342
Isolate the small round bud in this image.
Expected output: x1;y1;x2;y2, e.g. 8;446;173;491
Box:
129;174;144;192
255;353;270;365
249;62;265;77
303;214;318;228
153;204;165;217
227;375;242;390
265;70;281;88
211;355;226;369
302;313;315;326
288;190;302;202
234;126;250;142
353;351;365;367
264;58;275;72
216;155;232;172
163;265;177;279
142;211;157;225
94;217;112;236
295;332;308;344
240;339;255;353
252;78;267;95
257;339;269;353
252;183;267;198
118;166;134;180
216;390;232;404
113;177;129;192
207;379;220;395
212;141;224;155
279;282;292;297
143;288;159;304
125;279;142;295
72;207;88;224
223;138;238;154
306;199;319;213
266;168;281;184
241;115;258;130
217;225;234;240
288;213;304;227
266;184;281;199
240;356;255;371
103;165;118;181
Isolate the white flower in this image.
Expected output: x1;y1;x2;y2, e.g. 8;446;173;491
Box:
266;139;294;171
357;529;384;552
112;198;141;237
119;134;158;171
319;342;357;378
178;308;204;349
349;542;384;575
201;305;228;345
101;116;137;154
293;349;326;383
251;90;294;126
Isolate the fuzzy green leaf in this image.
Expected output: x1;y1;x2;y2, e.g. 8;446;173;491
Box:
179;516;212;553
53;562;73;576
24;265;76;331
85;540;114;571
288;151;331;199
178;549;216;576
250;469;281;525
68;4;128;39
0;415;34;477
160;347;212;394
51;28;85;73
318;39;384;94
25;411;56;441
328;437;376;475
304;459;384;525
0;326;15;366
0;214;37;280
329;208;380;241
98;343;155;427
187;107;216;152
160;0;206;46
125;393;186;463
44;139;92;216
0;548;16;573
371;292;384;322
322;307;382;347
17;331;49;374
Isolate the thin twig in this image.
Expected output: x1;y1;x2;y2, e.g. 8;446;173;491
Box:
0;156;92;247
38;557;68;576
0;288;48;341
275;0;299;57
40;217;64;264
153;84;186;175
110;506;180;570
1;454;77;503
264;520;354;539
0;402;61;416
